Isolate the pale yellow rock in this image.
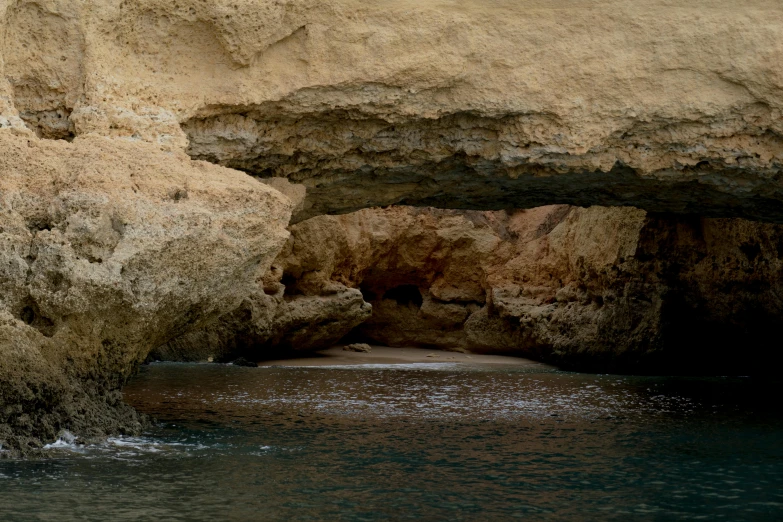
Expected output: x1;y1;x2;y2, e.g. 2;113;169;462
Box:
3;0;783;451
1;0;782;220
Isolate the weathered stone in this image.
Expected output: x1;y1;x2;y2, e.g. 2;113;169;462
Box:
1;0;783;221
275;205;783;374
229;357;258;368
151;285;371;362
343;343;371;353
0;133;292;453
3;0;783;451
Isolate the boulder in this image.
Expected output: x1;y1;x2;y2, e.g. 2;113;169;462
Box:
343;343;371;353
151;285;371;362
0;133;291;452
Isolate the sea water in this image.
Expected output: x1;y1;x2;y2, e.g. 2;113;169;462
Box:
1;362;781;520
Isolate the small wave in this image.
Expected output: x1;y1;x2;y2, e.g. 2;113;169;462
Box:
43;430;79;450
106;437;163;453
40;433;210;458
248;445;275;456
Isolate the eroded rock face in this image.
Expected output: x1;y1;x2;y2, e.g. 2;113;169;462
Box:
254;205;783;374
151;285;371;363
2;0;783;450
0;133;292;452
1;1;782;221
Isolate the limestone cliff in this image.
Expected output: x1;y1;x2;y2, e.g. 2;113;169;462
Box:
0;133;292;453
2;0;783;452
166;205;783;374
1;0;783;221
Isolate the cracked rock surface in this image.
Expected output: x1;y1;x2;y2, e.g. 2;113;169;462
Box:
0;134;291;453
1;0;782;220
208;205;781;374
2;0;783;451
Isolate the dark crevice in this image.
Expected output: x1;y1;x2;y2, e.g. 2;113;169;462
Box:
740;241;762;261
280;273;299;295
18;297;56;337
26;217;55;233
358;284;377;302
383;285;423;308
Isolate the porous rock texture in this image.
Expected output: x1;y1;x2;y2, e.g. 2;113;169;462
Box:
151;284;371;363
0;133;292;453
3;0;783;450
237;205;782;374
1;0;783;221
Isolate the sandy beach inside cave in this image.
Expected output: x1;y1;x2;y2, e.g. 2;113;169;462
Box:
256;345;554;369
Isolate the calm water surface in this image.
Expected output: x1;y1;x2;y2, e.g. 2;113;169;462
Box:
1;362;781;520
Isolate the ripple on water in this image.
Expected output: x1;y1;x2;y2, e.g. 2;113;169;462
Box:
1;363;781;521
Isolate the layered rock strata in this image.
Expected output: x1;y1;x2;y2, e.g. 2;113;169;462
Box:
2;1;783;221
0;133;292;453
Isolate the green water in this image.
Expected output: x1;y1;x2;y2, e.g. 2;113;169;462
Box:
1;362;781;521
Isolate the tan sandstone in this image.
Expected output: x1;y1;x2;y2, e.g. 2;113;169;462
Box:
0;133;292;452
0;1;782;221
244;205;782;373
3;0;783;451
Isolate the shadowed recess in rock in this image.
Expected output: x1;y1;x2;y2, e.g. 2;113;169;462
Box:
156;205;783;376
3;0;783;454
182;107;783;223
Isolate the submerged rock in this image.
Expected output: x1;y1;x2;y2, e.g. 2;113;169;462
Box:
0;134;292;453
230;358;258;368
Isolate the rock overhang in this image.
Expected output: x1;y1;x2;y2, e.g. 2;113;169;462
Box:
1;0;783;451
183;105;783;222
0;0;781;221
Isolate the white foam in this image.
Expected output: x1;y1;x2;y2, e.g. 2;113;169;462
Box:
249;445;275;456
39;433;210;457
106;437;162;453
43;430;78;449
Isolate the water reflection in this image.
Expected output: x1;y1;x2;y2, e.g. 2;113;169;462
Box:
1;363;781;521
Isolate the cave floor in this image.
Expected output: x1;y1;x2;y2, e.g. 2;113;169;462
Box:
256;345;555;369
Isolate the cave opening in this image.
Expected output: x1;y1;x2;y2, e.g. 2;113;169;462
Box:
382;285;423;308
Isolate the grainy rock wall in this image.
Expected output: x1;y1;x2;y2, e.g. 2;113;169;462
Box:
168;205;783;374
2;1;783;220
2;0;783;450
0;133;292;453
